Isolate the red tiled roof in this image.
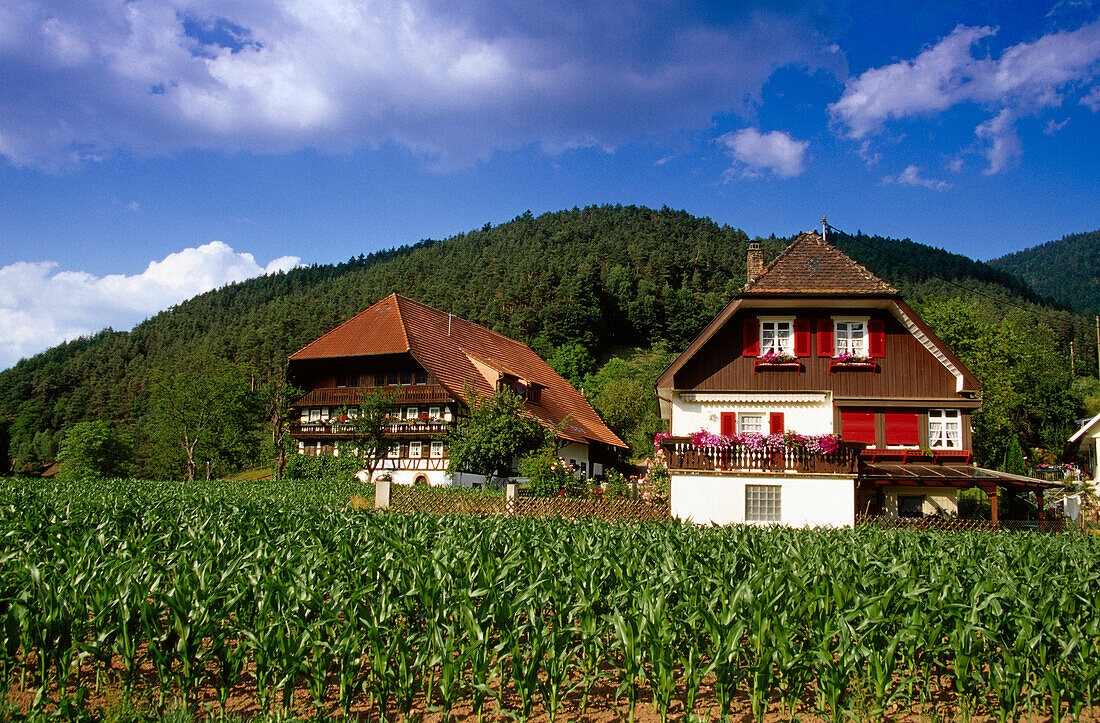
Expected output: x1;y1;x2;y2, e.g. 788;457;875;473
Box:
289;294;626;448
743;230;898;296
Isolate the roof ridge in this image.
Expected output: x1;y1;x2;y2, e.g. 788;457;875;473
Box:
741;230;897;296
393;293;536;352
743;231;814;291
391;293;414;353
288;293;410;358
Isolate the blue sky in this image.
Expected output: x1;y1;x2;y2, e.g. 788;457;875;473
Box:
1;0;1099;369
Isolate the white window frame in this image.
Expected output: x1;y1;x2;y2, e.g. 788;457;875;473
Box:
746;484;781;522
430;441;444;458
409;441;422;458
928;409;961;449
407;407;418;420
309;408;321;422
429;406;441;419
387;443;401;459
739;413;765;435
833;317;869;357
758;317;795;355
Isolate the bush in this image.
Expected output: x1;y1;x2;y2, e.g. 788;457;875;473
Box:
284;453;364;481
520;449;590;497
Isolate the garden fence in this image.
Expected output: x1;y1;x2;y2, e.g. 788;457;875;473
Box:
377;479;670;521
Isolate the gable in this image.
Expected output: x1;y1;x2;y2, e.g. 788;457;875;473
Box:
658;298;980;398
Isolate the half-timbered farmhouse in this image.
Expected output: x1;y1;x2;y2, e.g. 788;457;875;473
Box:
287;293;626;485
656;230;1057;526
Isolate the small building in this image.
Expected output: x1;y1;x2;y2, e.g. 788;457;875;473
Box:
1068;412;1100;489
287;293;626;485
655;230;1057;526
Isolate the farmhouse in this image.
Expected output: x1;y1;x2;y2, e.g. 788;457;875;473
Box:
655;229;1057;526
287;293;626;485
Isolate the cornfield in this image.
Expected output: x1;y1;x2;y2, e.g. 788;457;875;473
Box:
2;477;1100;721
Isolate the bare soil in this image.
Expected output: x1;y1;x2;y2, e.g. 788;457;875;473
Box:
5;654;1099;722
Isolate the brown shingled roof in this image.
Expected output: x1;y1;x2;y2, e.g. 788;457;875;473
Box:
743;230;898;296
289;294;626;449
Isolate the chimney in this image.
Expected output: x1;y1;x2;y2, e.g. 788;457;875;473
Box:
746;242;763;282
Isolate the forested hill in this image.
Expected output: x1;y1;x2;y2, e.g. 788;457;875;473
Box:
0;204;1089;476
990;229;1100;315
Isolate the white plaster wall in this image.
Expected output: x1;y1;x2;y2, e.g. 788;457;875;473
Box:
671;396;833;437
671;473;855;527
376;469;449;486
557;441;591;476
881;487;958;517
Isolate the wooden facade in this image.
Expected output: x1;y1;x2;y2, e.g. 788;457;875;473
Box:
675;310;963;398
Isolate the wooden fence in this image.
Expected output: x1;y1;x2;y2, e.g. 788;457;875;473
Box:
375;479;670;522
856;514;1081;533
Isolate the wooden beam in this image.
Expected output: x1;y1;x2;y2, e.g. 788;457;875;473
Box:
990;487;999;525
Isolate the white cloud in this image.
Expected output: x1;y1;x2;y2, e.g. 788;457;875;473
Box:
1044;117;1070;133
829;21;1100;173
1082;85;1100;110
719;128;809;178
0;0;845;170
0;242;300;369
884;164;952;190
975;108;1022;174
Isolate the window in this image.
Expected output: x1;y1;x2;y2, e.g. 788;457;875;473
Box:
387;371;400;386
834;320;867;356
928;409;961;449
387;443;402;459
746;485;781;522
760;320;794;355
739;413;764;435
429;406;441;419
430;441;444;458
416;370;427;385
401;370;412;385
407;407;418;420
884;412;919;446
841;410;876;445
409;441;422;458
898;495;925;518
310;408;321;422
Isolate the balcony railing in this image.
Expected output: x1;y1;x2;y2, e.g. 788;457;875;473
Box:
660;437;865;475
293;385;453;407
291;421;450;438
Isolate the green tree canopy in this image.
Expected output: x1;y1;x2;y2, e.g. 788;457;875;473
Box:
58;420;134;480
336;387;399;480
446;387;549;484
584;344;675;458
148;352;259;481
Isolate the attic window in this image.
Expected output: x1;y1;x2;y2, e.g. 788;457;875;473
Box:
804;257;821;270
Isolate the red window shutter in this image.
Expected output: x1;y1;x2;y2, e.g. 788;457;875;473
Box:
769;412;785;435
817;318;834;357
742;318;759;357
794;319;811;357
841;410;876;445
869;318;886;358
720;412;737;437
884;412;919;446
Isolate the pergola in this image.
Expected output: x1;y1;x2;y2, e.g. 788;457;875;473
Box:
858;461;1062;523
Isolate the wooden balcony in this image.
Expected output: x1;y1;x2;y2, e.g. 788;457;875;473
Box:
660;437;865;475
290;421;450;439
293;384;454;407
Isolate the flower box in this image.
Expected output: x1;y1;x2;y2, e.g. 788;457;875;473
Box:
829;359;877;373
754;360;801;374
